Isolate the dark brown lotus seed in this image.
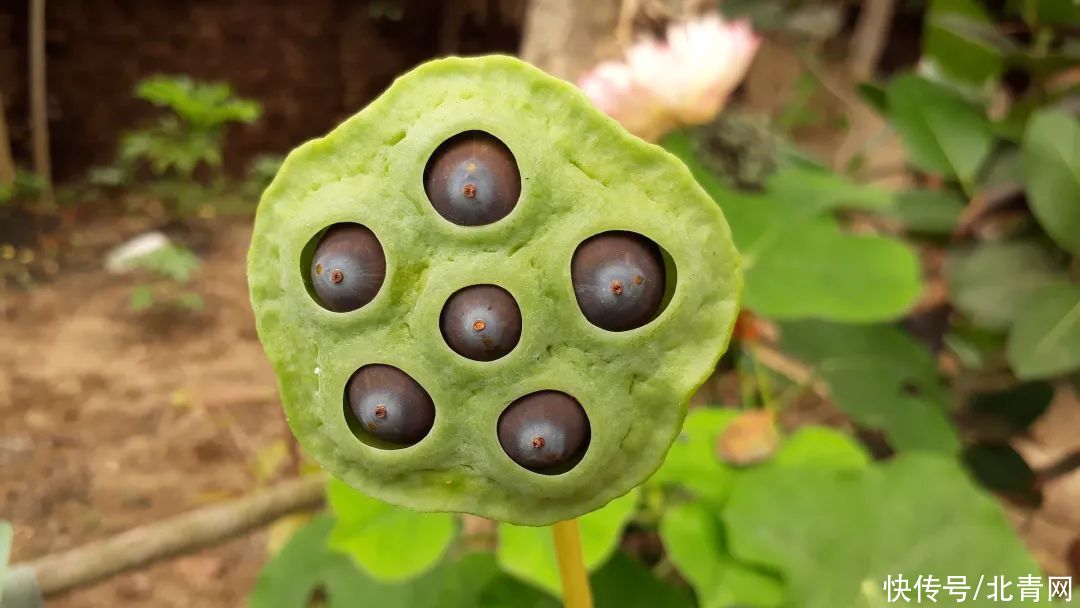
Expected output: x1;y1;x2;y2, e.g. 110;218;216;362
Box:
571;231;666;331
498;391;590;473
346;365;435;446
440;285;522;361
423;131;520;226
310;224;386;312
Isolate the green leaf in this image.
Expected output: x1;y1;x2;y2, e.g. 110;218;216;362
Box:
771;426;870;470
743;216;922;322
649;408;739;506
724;454;1039;608
767;167;893;213
923;0;1008;84
657;424;868;607
128;244;201;283
477;575;560;608
1018;0;1080;26
1;520;11;599
130;285;154;311
248;514;371;608
886;75;993;191
251;514;537;608
943;321;1009;370
651;411;869;499
590;552;697;608
1007;283;1080;378
476;551;696;608
1022;110;1080;254
496;489;639;597
136;75;261;129
666;133;923;322
661;503;785;608
326;478;455;582
946;240;1068;329
885;189;965;235
780;321;961;453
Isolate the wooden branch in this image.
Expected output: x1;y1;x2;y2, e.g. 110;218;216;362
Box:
8;475;326;598
0;90;15;187
848;0;897;81
28;0;53;203
751;344;829;399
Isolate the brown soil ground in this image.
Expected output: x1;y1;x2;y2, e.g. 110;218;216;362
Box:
1;215;287;607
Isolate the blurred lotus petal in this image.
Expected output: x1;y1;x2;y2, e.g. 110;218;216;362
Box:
578;13;761;141
578;61;676;141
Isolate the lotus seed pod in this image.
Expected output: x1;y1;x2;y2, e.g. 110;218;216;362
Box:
247;55;742;525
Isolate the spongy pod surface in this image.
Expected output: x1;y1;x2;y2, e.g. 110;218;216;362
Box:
247;55;742;525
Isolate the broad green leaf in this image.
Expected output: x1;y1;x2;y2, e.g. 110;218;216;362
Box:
496;489;639;597
946;240;1067;329
1022;110;1080;254
649;408;739;505
666;133;922;322
887;75;993;191
724;455;1039;608
652;418;875;607
744;217;922;322
1007;283;1080;378
250;514;541;608
129;244;201;283
885;190;965;235
661;502;784;608
326;478;455;582
0;520;10;599
766;168;892;213
478;578;560;608
780;321;961;453
923;0;1007;84
771;426;870;470
590;552;697;608
651;413;869;501
248;514;376;608
1017;0;1080;25
480;551;694;608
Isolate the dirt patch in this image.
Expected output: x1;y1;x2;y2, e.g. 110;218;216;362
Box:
0;217;288;607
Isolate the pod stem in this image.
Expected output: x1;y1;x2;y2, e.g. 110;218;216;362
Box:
551;518;594;608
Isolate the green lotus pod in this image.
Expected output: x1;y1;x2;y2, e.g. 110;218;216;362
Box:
247;55;741;525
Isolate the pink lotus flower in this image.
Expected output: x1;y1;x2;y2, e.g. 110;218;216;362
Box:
578;13;761;141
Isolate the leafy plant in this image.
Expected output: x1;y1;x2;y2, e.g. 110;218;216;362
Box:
126;244;203;312
120;75;260;179
92;75;262;214
0;170;44;207
253;412;1036;607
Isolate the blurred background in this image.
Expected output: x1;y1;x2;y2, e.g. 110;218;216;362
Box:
1;0;1078;606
